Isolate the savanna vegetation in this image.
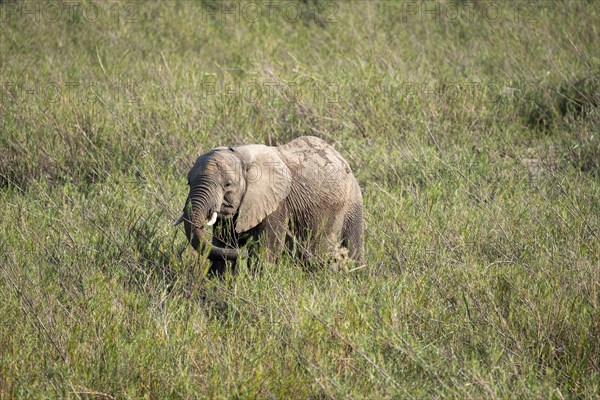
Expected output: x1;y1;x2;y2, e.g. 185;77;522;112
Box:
1;1;599;398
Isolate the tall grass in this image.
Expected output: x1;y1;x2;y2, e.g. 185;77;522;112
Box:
1;1;599;398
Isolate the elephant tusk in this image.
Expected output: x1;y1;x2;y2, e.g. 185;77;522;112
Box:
173;213;185;226
206;212;218;226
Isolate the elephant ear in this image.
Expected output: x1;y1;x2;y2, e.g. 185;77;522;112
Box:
232;145;291;233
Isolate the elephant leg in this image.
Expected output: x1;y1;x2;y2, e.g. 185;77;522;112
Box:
257;208;288;263
341;203;365;264
210;218;238;276
285;221;327;268
313;213;348;266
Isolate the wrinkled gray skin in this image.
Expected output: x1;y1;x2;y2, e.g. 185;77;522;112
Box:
175;136;364;274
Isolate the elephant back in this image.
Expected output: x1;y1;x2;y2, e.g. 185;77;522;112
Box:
278;136;356;208
278;136;351;173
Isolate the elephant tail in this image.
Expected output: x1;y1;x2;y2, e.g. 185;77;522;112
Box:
341;202;365;264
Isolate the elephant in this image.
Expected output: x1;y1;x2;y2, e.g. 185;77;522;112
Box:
174;135;364;274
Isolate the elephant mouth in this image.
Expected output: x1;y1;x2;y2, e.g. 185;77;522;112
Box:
218;202;235;217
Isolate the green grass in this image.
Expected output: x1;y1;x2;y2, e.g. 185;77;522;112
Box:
1;1;599;398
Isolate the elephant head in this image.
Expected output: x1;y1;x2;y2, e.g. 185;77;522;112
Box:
174;144;291;259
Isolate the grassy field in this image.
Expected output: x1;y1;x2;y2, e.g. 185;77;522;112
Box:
1;0;599;398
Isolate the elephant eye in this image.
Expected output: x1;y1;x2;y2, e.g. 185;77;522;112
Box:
224;180;233;188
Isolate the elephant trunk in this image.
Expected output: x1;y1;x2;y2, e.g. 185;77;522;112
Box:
187;184;218;239
178;187;242;261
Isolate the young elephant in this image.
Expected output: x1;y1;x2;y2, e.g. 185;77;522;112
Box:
174;136;364;274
